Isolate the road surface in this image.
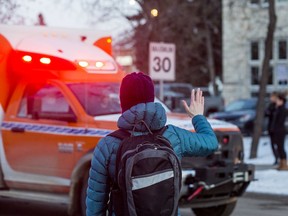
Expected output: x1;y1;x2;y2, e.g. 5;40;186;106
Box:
0;193;288;216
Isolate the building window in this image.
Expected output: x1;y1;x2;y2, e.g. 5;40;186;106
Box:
251;41;259;60
248;39;287;90
275;64;288;85
250;0;260;4
250;67;273;85
278;80;288;85
251;66;260;85
250;0;268;7
250;0;288;7
262;0;269;6
278;40;287;59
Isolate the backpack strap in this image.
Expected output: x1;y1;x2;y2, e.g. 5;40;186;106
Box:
108;129;131;140
155;125;168;135
108;126;167;140
107;129;130;216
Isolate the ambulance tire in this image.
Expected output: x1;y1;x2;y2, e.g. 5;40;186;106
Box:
80;169;89;216
192;201;237;216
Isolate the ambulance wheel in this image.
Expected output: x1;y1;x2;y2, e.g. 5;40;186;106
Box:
192;201;237;216
80;169;89;216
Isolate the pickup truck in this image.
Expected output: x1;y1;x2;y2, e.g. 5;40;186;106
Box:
155;83;225;116
0;25;254;216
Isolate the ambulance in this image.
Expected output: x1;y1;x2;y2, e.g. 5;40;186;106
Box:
0;25;254;216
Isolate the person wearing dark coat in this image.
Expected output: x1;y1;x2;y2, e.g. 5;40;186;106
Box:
266;92;278;165
269;93;288;170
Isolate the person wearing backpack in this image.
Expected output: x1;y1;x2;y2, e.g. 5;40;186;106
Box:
86;72;218;216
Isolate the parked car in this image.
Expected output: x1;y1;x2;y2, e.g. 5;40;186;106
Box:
199;86;225;115
155;83;224;116
209;98;269;136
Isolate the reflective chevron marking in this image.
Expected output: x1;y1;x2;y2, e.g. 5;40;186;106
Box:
1;121;112;136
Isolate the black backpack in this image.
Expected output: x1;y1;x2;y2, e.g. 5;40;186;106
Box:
108;121;182;216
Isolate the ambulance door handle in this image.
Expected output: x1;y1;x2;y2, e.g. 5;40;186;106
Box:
11;127;25;133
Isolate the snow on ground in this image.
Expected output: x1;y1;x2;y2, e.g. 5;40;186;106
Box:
243;136;288;195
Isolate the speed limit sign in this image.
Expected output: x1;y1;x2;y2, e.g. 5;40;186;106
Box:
149;42;176;81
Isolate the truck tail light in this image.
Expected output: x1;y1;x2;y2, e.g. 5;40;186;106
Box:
222;136;229;145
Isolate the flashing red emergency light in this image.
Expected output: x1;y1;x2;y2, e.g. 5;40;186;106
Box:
11;51;76;72
94;37;112;55
22;55;32;62
40;57;51;64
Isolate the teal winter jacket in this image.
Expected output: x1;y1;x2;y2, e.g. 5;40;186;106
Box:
86;102;218;216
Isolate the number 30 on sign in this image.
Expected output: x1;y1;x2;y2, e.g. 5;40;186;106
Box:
149;42;176;81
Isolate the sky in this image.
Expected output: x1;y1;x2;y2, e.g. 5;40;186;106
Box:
11;0;138;38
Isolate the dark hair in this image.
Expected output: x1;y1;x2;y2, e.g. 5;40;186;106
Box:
277;92;287;103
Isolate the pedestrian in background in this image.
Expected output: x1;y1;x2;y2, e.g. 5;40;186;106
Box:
266;92;278;165
269;92;288;170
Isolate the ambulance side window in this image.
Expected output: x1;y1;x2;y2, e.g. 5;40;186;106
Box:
18;84;77;122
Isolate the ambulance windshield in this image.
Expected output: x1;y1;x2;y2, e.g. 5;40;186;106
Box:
68;83;121;116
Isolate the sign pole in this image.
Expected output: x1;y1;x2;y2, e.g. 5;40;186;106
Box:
159;80;164;101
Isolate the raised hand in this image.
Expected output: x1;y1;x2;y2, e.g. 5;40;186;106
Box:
182;88;204;118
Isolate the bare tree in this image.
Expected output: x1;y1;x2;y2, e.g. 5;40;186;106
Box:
202;0;220;95
82;0;222;88
250;0;277;158
0;0;17;23
0;0;35;25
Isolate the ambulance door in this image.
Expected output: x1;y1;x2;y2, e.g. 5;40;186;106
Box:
3;82;79;185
